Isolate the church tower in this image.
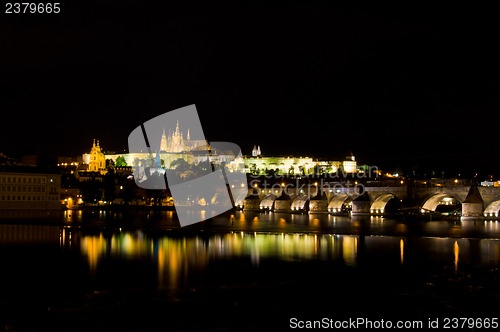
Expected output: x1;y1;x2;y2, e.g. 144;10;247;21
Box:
169;120;185;152
160;128;168;152
88;139;107;174
158;120;204;153
252;145;262;157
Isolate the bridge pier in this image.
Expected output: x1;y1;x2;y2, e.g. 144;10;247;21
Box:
461;185;484;219
309;189;328;213
351;192;371;216
242;189;260;211
274;190;292;212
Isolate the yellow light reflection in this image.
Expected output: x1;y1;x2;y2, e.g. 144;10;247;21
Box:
80;231;363;291
400;238;404;264
80;233;106;273
454;240;459;273
342;236;357;266
311;218;320;227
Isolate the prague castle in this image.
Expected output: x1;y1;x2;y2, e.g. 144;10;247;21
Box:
87;120;358;176
159;120;207;153
103;120;217;174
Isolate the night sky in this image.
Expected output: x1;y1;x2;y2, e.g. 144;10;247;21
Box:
2;2;500;177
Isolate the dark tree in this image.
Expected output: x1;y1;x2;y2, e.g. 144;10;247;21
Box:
103;172;117;203
79;179;103;204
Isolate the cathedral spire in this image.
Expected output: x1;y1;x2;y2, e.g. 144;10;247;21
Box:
175;120;180;135
160;128;168;152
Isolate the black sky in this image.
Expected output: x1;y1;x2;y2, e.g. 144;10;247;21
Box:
2;1;500;176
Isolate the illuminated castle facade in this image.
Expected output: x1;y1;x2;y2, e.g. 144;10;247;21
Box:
104;121;229;169
228;152;357;175
98;121;359;175
159;120;207;153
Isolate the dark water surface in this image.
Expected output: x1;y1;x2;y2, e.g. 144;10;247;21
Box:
1;210;500;331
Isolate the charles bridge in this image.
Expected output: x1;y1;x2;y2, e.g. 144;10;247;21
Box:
237;177;500;219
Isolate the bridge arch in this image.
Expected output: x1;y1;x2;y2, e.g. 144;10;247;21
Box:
370;193;402;214
260;194;277;211
291;193;310;212
421;193;461;213
483;198;500;218
328;194;353;213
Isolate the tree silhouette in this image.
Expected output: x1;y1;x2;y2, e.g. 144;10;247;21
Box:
79;179;103;204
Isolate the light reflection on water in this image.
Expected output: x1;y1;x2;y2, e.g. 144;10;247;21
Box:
2;216;500;331
73;229;500;292
2;212;500;293
57;209;500;238
78;231;360;289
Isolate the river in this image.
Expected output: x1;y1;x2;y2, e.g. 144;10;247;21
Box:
1;210;499;331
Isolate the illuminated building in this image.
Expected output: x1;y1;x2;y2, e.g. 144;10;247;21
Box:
159;120;207;153
98;121;358;176
229;153;357;176
0;165;62;210
81;139;108;175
